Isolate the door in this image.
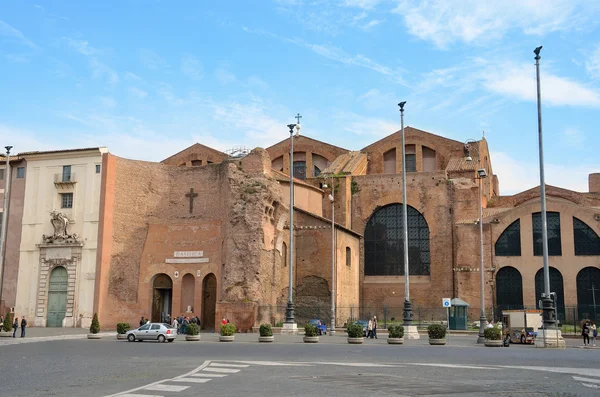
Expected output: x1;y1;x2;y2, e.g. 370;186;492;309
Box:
47;267;68;327
136;323;151;340
150;324;161;340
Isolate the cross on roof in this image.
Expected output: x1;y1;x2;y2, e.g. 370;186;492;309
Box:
295;113;302;124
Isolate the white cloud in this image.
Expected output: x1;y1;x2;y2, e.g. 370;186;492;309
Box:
181;54;203;80
247;76;269;90
585;44;600;80
215;67;237;84
343;0;381;10
360;19;382;30
357;88;398;111
128;87;148;98
89;58;119;87
124;71;143;82
392;0;598;48
64;38;97;56
491;151;599;195
138;49;167;70
99;96;117;108
0;19;37;48
560;127;585;147
63;37;118;87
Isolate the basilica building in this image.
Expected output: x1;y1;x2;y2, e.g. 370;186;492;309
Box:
1;126;599;330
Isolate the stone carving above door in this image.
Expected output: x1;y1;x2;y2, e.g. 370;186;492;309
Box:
42;210;80;244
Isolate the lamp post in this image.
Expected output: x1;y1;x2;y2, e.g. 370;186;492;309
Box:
398;101;413;327
534;46;557;330
465;141;488;343
323;175;336;336
0;145;13;311
285;123;297;325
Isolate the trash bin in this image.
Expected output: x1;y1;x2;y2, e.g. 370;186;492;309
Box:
449;298;470;330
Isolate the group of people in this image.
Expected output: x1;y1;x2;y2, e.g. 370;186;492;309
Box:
367;316;378;339
0;315;27;338
138;314;202;335
582;320;597;347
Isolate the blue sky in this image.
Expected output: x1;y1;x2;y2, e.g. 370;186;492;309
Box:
1;0;599;194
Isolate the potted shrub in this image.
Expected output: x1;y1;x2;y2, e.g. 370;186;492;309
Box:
303;323;319;343
88;313;101;339
347;323;365;344
219;323;236;342
387;324;404;345
116;322;130;340
258;324;274;342
484;325;502;347
0;312;13;337
186;323;201;341
427;323;446;345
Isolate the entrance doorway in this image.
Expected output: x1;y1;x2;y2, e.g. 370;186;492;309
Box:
202;273;217;330
151;273;172;323
47;266;68;327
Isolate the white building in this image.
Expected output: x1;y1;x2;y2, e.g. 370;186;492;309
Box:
15;147;107;328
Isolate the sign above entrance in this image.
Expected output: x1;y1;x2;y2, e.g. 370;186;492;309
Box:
442;298;452;308
166;258;209;264
174;251;203;258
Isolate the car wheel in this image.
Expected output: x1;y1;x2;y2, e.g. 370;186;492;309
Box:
520;335;526;344
127;334;135;342
158;335;166;343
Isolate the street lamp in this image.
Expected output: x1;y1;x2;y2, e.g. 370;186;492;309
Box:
466;145;488;343
0;145;13;311
322;176;336;336
284;123;297;329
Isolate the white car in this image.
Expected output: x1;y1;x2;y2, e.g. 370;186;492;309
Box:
125;323;177;342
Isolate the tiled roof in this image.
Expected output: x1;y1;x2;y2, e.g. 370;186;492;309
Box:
322;151;367;175
19;147;106;156
445;157;477;172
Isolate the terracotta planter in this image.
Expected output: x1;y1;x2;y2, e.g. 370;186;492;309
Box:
347;337;364;344
258;335;274;343
428;338;446;345
87;333;102;340
387;337;404;345
303;336;319;343
186;335;201;341
484;339;502;347
117;334;126;340
219;335;235;342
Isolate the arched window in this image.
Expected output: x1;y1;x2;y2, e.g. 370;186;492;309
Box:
282;242;287;267
496;266;523;314
532;212;561;256
293;161;306;180
364;204;430;276
576;267;600;321
314;166;321;177
534;267;565;321
346;247;351;267
495;219;521;256
573;217;600;255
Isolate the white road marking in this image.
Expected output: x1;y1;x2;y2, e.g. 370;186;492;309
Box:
209;363;249;368
226;360;310;366
191;373;227;378
297;361;399;368
582;383;600;388
144;384;189;392
497;365;600;378
202;367;240;373
119;395;162;397
411;363;496;370
171;378;211;383
573;376;600;384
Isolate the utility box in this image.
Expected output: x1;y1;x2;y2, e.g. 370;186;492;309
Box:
449;298;470;330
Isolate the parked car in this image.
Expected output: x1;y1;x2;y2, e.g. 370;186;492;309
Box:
308;319;327;335
126;323;177;342
353;320;369;336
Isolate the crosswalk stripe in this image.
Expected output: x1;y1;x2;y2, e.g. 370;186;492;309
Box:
144;384;189;392
119;394;163;397
202;367;240;373
573;376;600;384
582;383;600;389
171;378;211;383
191;374;227;378
209;363;249;368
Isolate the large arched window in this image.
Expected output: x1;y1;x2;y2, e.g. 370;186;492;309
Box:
576;267;600;322
364;204;430;276
496;266;524;315
532;212;561;256
573;217;600;256
495;219;521;256
534;267;565;321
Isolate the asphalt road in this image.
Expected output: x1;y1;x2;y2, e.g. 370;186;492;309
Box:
0;334;598;397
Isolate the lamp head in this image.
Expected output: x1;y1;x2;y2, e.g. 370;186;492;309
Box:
398;101;406;111
465;156;473;162
477;168;488;178
534;46;542;56
328;194;334;202
5;146;13;154
322;182;328;189
287;123;296;134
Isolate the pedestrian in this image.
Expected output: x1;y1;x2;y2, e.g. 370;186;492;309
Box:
181;317;189;335
372;316;378;339
367;318;373;338
12;317;18;338
0;314;4;327
139;317;145;327
20;316;27;338
165;313;171;325
582;320;591;346
590;320;597;347
222;318;227;325
172;317;179;334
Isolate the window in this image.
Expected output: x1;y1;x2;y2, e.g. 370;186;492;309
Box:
95;165;101;174
62;165;71;182
534;267;565;321
495;266;524;313
150;324;160;330
282;242;287;267
314;166;321;177
293;161;306;180
383;149;396;174
346;247;351;267
191;160;202;166
364;204;430;276
573;217;600;255
495;219;521;256
422;146;436;172
405;145;416;172
0;169;4;180
139;324;150;331
532;212;561;256
16;167;24;178
576;267;600;321
61;193;73;209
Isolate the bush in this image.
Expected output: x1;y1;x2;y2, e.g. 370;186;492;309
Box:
484;325;502;340
186;323;200;336
259;324;273;337
304;323;318;337
220;323;236;336
427;323;446;339
116;323;130;334
347;323;364;338
388;324;404;338
89;313;100;334
275;321;284;327
3;312;13;332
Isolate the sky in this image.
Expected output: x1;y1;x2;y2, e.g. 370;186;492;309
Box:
1;0;599;195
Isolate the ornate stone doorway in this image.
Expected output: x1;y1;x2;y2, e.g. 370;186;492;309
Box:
47;266;68;327
151;273;172;323
202;273;217;330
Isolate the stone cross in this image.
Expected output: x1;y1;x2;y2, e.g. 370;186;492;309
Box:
295;113;302;124
185;188;198;214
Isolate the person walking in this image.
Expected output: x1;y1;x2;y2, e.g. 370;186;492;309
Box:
172;317;179;334
20;316;27;338
582;320;591;346
372;316;378;339
12;317;18;338
590;320;597;347
367;318;373;339
139;317;145;327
